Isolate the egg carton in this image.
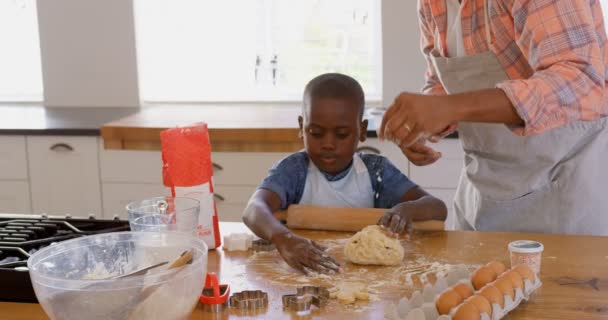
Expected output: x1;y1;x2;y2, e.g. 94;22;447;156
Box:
385;265;542;320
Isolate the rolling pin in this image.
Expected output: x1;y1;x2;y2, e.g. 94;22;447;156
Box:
273;205;444;232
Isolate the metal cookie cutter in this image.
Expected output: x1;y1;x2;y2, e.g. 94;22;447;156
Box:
282;286;330;312
200;273;230;313
251;239;276;252
229;290;269;310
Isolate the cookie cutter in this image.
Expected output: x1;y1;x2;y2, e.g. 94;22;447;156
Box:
251;239;276;252
199;273;230;313
282;286;330;312
229;290;269;310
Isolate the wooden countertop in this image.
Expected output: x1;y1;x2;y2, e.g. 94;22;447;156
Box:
4;222;608;319
101;105;308;152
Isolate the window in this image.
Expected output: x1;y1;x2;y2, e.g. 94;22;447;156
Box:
0;0;43;101
135;0;381;102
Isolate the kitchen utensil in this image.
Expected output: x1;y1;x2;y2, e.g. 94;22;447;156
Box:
199;272;230;313
127;197;200;236
229;290;268;310
282;286;330;312
28;231;207;320
110;261;169;280
274;205;445;232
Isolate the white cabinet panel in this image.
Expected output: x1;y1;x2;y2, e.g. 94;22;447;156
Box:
359;138;409;174
211;152;291;185
213;185;256;204
102;183;171;219
409;139;464;188
426;188;457;231
0;136;28;180
27;136;102;216
0;181;31;214
216;203;247;222
100;149;162;183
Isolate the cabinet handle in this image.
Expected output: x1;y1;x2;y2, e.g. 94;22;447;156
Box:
212;162;223;171
49;143;74;152
214;194;225;202
356;146;381;154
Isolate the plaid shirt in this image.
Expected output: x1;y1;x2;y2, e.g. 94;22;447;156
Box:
419;0;608;135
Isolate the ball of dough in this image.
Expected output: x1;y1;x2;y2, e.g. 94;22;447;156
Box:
344;225;404;266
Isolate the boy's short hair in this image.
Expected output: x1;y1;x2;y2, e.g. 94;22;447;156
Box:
303;73;365;119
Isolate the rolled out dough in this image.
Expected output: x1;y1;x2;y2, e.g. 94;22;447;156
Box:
329;282;370;304
344;225;404;266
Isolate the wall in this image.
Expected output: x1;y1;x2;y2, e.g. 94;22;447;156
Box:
381;0;427;103
37;0;140;107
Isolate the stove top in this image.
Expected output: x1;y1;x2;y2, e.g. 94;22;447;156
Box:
0;213;130;303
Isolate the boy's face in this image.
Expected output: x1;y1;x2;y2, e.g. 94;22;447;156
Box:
299;98;368;174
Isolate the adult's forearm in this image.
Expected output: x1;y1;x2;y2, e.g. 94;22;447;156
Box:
445;88;524;125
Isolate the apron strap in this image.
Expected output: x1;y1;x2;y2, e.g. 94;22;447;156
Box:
484;0;492;47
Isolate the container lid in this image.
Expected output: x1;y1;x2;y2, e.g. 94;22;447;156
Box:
508;240;544;254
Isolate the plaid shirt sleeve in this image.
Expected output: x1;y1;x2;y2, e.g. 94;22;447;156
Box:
495;0;607;135
419;0;447;96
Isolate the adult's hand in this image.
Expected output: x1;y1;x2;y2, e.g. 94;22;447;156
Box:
401;140;442;166
379;93;454;148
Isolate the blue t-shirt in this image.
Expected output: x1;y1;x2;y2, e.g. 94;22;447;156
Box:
258;151;417;209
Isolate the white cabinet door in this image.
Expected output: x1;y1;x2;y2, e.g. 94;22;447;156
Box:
358;138;409;174
211;152;290;185
102;183;171;219
0;136;28;180
100;149;163;183
409;139;464;188
27;136;102;216
216;203;247;222
0;181;31;214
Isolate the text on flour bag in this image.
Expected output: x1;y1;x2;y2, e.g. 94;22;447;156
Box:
160;123;221;249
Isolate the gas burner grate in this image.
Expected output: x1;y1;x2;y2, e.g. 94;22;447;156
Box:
0;214;130;303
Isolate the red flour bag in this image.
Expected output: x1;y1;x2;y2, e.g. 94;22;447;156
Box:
160;123;221;249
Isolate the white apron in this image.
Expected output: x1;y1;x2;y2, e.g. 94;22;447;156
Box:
299;154;375;208
432;0;608;235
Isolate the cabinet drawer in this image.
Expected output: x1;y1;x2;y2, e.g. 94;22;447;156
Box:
100;149;163;183
27;136;102;215
102;183;171;219
213;185;256;205
0;180;31;214
0;136;28;180
212;152;291;185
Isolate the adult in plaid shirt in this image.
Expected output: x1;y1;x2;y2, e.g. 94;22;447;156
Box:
379;0;608;235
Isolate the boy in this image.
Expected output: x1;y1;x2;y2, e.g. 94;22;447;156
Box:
243;73;447;274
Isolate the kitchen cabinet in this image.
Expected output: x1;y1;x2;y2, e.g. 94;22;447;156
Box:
0;181;31;214
102;183;170;219
27;136;102;216
0;136;31;214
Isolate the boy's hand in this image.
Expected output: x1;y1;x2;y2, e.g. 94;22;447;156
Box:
378;210;413;235
272;231;341;275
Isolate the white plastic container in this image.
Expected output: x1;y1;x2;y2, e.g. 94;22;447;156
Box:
508;240;544;275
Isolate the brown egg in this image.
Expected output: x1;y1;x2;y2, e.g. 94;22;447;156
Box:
435;289;464;315
453;283;474;299
513;264;536;283
471;266;497;290
493;277;515;300
505;270;524;291
480;285;504;308
486;261;507;276
453;301;481;320
468;295;492;316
